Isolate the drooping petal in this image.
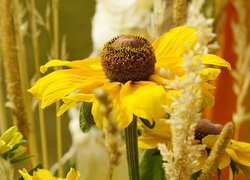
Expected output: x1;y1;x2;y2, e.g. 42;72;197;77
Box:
153;26;198;58
139;118;172;139
120;81;167;124
40;57;102;73
57;93;94;116
92;82;133;129
199;54;231;70
28;69;105;109
138;134;169;149
226;140;250;167
218;153;231;169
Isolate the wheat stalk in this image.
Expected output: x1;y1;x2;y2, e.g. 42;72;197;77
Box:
29;0;49;168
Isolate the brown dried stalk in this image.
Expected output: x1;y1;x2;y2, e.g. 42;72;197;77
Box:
173;0;187;26
94;89;122;180
0;0;29;139
198;122;234;180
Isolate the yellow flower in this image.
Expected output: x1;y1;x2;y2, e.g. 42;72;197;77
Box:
19;168;80;180
202;135;250;169
138;120;250;170
28;26;230;129
0;126;26;156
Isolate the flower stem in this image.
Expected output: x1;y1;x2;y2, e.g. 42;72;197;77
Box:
124;116;140;180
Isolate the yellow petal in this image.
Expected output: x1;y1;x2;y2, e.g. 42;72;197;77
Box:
153;26;198;58
66;168;80;180
91;82;133;129
120;81;167;124
138;134;169;149
202;135;218;148
19;169;32;180
91;98;106;129
155;56;184;77
0;126;18;143
226;140;250;167
139;118;172;139
199;54;231;70
218;153;231;169
194;150;208;172
200;68;221;81
40;57;102;73
57;93;94;116
7;132;23;147
11;145;26;160
201;87;215;107
33;169;55;179
28;69;105;109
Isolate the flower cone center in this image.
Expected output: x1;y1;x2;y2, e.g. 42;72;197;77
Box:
101;35;156;83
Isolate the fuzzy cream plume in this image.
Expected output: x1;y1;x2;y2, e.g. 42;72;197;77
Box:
231;0;250;139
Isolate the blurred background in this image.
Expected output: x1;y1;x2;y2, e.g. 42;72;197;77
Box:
0;0;249;179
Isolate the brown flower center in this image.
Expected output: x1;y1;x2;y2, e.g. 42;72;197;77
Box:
100;35;156;83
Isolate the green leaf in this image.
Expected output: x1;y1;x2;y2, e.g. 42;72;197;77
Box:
190;171;201;180
230;160;239;179
11;155;35;164
140;117;155;129
236;163;250;179
217;168;221;180
140;149;166;180
79;102;95;133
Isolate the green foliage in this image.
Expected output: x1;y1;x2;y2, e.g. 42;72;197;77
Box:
140;117;155;129
140;149;166;180
230;160;239;179
10;155;35;164
217;169;221;180
79;102;95;133
190;171;201;180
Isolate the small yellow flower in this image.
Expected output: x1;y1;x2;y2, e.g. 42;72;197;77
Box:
0;126;25;156
28;26;230;129
19;168;80;180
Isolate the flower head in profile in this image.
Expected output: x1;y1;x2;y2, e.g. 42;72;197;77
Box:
138;119;250;172
0;126;26;161
19;168;80;180
28;26;230;129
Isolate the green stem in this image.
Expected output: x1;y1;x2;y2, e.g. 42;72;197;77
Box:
124;116;140;180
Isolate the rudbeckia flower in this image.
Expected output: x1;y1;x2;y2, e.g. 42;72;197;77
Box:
19;168;80;180
202;135;250;169
138;119;250;171
28;26;230;129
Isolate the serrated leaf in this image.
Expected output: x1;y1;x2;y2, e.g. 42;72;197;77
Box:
140;117;155;129
140;149;166;180
79;102;95;133
236;163;250;179
11;155;35;164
